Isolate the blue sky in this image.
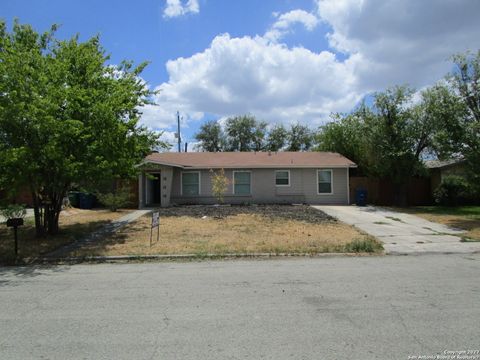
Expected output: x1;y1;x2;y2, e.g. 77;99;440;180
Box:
2;0;480;150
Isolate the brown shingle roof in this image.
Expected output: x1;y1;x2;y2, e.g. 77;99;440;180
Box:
144;152;356;169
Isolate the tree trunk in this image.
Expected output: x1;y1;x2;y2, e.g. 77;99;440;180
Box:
32;191;45;238
32;190;66;237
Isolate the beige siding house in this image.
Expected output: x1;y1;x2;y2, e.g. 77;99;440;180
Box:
137;152;356;208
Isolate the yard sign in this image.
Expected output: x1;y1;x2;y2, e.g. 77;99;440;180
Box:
150;211;160;247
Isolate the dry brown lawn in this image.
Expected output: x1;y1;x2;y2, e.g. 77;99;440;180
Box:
417;215;480;241
414;214;480;241
396;206;480;241
0;208;128;262
71;212;378;257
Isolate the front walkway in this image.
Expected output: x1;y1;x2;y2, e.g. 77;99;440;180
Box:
313;205;480;254
46;209;151;258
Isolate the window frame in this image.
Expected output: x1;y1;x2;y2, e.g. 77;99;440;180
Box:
232;170;252;196
181;171;201;196
275;170;291;187
317;169;333;195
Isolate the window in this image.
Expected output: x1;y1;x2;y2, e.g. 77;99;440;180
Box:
317;169;333;194
233;171;251;195
182;172;200;196
275;170;290;186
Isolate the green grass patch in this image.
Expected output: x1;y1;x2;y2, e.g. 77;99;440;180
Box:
344;237;383;253
385;216;403;222
460;236;480;243
373;221;389;225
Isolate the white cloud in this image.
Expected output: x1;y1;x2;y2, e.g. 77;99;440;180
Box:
144;0;480;130
316;0;480;91
264;9;319;42
151;34;361;126
163;0;199;18
139;101;203;131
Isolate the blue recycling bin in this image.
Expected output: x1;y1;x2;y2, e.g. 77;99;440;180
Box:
355;188;367;206
78;193;95;209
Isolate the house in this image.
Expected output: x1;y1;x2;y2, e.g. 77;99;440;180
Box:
425;159;466;192
137;151;356;208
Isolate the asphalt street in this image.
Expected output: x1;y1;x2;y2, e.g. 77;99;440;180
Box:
1;255;479;360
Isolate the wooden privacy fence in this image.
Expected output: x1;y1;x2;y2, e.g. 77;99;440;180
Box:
349;177;432;206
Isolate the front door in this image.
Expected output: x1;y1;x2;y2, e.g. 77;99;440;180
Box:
152;173;161;204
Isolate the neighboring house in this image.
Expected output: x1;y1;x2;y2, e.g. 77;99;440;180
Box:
425;159;466;192
137;152;356;208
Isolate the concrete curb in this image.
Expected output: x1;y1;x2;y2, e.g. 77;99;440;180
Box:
386;250;480;256
27;252;384;265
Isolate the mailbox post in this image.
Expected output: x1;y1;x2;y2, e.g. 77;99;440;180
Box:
6;217;24;257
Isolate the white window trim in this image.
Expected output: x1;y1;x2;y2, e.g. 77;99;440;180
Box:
232;170;252;195
317;169;334;195
275;170;291;187
181;171;201;196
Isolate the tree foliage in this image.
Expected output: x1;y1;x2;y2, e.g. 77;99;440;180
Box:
210;168;229;203
448;51;480;193
265;124;288;151
195;117;314;152
224;115;267;151
0;21;163;235
287;123;314;151
194;120;225;152
316;85;461;204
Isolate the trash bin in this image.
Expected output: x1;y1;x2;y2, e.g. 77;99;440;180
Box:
355;188;367;206
68;191;80;208
78;193;95;209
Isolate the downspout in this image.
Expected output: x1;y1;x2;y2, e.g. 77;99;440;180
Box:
347;167;350;205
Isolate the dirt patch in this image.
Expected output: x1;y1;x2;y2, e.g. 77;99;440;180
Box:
0;209;129;263
157;204;334;224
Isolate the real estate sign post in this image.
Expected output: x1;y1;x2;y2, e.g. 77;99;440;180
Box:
150;211;160;247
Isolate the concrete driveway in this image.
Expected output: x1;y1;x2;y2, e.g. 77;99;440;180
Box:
314;205;480;254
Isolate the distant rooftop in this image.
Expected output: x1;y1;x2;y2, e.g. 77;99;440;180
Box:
424;158;464;169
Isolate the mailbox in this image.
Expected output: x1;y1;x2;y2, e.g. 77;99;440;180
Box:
6;218;24;227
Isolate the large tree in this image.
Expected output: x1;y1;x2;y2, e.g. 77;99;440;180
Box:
448;50;480;192
287;123;314;151
194;120;225;152
316;85;458;205
0;21;162;236
265;124;288;151
315;108;368;172
224;115;267;151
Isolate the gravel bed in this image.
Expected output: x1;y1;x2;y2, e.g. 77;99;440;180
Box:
157;204;334;224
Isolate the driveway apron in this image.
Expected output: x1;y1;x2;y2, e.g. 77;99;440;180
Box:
313;205;480;255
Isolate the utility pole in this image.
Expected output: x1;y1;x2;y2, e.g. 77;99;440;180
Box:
176;111;181;153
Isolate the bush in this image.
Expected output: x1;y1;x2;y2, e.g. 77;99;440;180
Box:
433;175;469;206
344;238;383;253
210;168;229;204
0;204;26;220
96;188;131;211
